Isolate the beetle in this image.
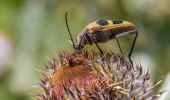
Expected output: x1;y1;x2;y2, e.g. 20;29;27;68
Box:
65;12;138;67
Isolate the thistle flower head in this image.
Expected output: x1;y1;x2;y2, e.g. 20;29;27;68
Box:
37;51;163;100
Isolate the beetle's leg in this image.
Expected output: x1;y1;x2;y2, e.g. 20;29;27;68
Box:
76;35;84;53
128;31;138;69
91;36;104;55
110;30;124;56
116;38;124;56
115;30;138;70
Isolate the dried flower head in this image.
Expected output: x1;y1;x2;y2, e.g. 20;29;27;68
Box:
37;51;163;100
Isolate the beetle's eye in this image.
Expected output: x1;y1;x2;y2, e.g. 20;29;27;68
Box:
112;20;123;24
96;19;109;26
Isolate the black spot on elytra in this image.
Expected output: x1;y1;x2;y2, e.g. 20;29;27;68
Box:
112;20;123;24
96;19;109;26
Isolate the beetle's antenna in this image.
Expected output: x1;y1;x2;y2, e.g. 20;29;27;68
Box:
65;12;76;50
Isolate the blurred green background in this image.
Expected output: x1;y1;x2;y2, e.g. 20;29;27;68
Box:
0;0;170;99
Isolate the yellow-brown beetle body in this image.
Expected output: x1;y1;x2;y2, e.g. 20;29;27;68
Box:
75;19;138;56
65;13;138;68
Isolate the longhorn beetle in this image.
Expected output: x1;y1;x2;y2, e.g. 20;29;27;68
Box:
65;12;138;67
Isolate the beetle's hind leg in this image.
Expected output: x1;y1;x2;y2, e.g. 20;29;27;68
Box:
128;31;138;70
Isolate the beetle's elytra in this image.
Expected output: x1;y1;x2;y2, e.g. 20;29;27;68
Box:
75;19;137;51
